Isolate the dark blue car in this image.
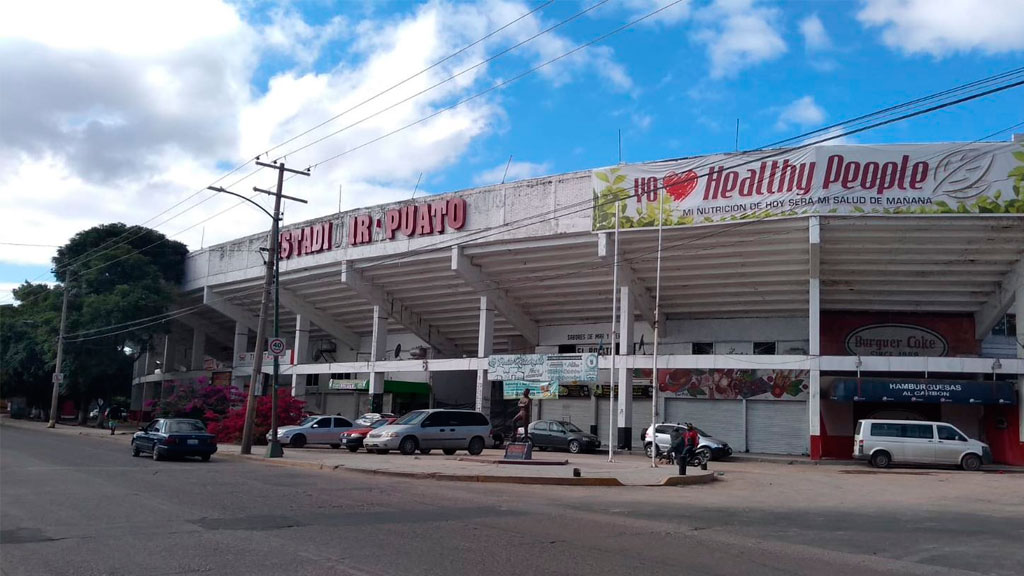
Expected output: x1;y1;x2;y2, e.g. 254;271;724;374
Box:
132;418;217;461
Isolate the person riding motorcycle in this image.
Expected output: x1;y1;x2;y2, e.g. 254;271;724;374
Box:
670;423;701;475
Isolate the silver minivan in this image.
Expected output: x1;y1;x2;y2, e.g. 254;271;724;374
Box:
853;419;992;471
363;409;491;456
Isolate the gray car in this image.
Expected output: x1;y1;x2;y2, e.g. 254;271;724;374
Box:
528;420;600;453
363;409;491;456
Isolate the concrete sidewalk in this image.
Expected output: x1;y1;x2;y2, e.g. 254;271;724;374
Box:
219;444;716;487
0;417;712;486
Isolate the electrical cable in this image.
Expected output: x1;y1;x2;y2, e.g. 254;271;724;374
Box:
19;19;1023;303
58;118;1024;339
261;0;555;161
342;90;1024;278
273;0;610;162
9;2;559;293
303;0;687;171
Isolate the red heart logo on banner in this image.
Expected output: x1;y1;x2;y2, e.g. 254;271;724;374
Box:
663;170;698;202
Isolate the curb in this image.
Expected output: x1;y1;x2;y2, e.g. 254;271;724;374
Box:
218;451;715;487
660;473;717;486
455;457;569;466
727;455;857;467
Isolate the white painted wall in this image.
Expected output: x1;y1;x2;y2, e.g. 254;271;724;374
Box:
183;172;592;290
666;317;809;344
538;318;809;354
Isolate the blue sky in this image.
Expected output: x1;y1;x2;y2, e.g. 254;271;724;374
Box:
1;0;1023;303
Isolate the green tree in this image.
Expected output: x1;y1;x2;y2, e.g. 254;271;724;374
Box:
3;224;188;423
0;286;61;413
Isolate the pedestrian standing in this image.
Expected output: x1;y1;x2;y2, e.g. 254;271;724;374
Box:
678;423;700;475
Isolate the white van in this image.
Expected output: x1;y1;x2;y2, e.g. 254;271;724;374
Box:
853;419;992;471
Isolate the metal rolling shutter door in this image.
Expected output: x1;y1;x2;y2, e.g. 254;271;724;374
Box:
664;399;745;452
746;401;808;455
541;399;594;431
632;399;654;449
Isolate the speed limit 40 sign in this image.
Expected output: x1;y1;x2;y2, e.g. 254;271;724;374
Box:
268;338;286;357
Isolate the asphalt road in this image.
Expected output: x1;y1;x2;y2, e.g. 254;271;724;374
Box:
2;424;1020;576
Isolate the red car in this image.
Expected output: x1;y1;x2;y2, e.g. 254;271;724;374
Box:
339;417;397;452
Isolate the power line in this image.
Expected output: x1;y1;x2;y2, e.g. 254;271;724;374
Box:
274;0;611;162
0;242;62;248
55;116;1024;340
261;0;555;161
349;91;1024;280
392;124;1023;296
304;0;688;171
5;0;668;306
9;2;565;294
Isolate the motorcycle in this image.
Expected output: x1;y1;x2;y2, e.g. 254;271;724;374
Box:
656;446;710;468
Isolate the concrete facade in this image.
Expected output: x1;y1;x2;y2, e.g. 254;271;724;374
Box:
133;142;1024;462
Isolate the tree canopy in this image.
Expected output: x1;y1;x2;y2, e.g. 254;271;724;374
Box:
1;224;188;419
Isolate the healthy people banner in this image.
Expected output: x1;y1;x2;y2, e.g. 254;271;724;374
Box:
592;142;1024;230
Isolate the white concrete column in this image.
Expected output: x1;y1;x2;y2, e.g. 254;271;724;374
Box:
476;296;495;414
291;315;311;398
1016;281;1023;445
808;216;822;459
617;285;635;449
232;322;249;389
369;306;388;411
190;329;206;371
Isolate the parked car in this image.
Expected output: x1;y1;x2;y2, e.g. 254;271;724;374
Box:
270;415;354;448
132;418;217;461
339;417;397;452
364;409;491;456
643;423;733;461
353;412;396;427
854;419;991;471
527;420;600;453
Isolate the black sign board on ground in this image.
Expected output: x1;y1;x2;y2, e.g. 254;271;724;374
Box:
830;378;1017;405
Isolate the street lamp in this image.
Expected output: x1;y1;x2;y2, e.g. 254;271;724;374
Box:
207;173;307;458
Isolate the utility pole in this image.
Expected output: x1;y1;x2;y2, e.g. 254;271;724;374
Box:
255;160;309;458
48;271;71;428
208;161;308;456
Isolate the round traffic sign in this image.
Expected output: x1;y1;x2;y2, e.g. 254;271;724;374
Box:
268;337;286;356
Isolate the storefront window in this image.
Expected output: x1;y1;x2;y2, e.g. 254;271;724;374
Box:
753;341;777;355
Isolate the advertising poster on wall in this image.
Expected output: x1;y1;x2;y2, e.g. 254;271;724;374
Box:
592;142;1024;230
592;384;653;399
490;354;599;399
502;381;558;400
639;368;810;401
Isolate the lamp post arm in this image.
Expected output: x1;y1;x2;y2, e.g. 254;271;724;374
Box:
207;187;278;221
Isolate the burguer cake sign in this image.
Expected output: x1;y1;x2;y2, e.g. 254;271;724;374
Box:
592;142;1024;229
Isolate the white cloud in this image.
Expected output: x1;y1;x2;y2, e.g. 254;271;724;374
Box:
632;112;654;132
803;126;857;146
694;0;787;79
622;0;692;25
0;0;631;271
775;96;826;130
858;0;1024;56
473;160;552;185
799;14;831;51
